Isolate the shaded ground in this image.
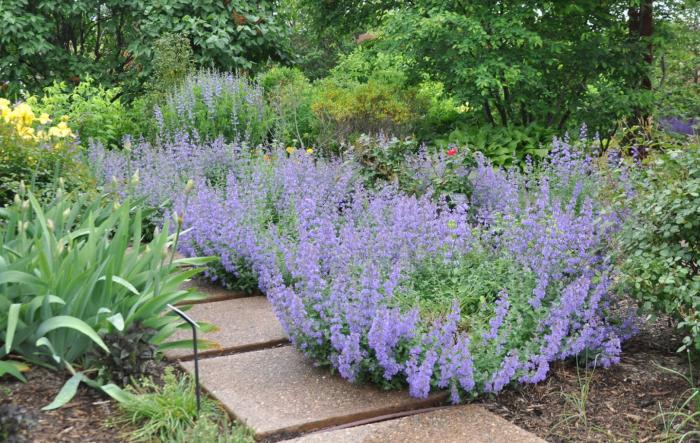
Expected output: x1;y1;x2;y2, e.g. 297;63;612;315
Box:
1;367;123;443
480;316;695;442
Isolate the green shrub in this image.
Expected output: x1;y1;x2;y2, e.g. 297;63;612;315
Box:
435;124;554;166
312;77;417;144
0;188;213;408
114;367;253;443
621;147;700;353
0;99;90;206
27;78;130;148
145;33;195;100
258;67;319;149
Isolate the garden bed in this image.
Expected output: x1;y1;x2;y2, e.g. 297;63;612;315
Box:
1;315;692;443
481;314;691;442
1;367;123;443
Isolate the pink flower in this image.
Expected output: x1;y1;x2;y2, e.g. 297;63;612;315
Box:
447;148;457;157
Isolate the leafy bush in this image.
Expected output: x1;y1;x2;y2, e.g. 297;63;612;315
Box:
312;77;417;144
96;135;634;402
0;99;90;205
114;367;253;443
435;124;554;166
0;187;212;408
155;70;271;145
621;147;700;353
27;78;130;148
258;66;319;149
144;33;195;100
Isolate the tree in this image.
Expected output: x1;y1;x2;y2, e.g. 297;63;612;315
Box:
0;0;291;99
326;0;660;137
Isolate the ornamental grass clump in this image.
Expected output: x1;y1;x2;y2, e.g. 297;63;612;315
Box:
92;134;634;402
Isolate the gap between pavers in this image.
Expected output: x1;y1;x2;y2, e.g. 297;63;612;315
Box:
284;404;547;443
164;296;289;361
179;346;450;440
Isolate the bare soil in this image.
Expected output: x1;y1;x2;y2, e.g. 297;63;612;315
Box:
1;367;123;443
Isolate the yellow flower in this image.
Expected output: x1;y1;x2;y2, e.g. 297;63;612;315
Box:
11;102;35;125
286;146;296;154
48;121;74;138
263;154;271;162
38;113;51;125
306;148;314;154
0;98;10;110
60;115;70;122
15;123;36;140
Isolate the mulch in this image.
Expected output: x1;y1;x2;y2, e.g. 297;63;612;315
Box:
1;367;123;443
480;315;697;442
1;315;696;442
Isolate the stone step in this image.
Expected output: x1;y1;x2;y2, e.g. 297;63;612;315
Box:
285;405;546;443
164;297;288;360
179;346;449;440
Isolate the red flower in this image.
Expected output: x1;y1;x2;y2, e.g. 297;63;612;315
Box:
447;148;457;156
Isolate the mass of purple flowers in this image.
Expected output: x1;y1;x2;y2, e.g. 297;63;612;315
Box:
89;133;634;402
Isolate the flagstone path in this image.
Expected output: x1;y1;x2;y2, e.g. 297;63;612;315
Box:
168;280;546;442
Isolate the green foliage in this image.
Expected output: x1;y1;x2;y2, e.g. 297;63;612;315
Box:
156;70;272;145
654;6;700;119
312;77;417;144
621;147;700;353
322;1;653;139
145;33;195;99
27;78;130;148
0;188;213;407
259;67;318;148
114;367;253;443
437;125;553;166
394;247;536;331
133;1;290;76
0;1;290;99
352;134;473;197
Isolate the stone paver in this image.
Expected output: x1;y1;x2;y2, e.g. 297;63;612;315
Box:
286;405;546;443
180;346;449;439
165;297;288;360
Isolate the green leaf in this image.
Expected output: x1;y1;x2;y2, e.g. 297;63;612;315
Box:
36;316;109;352
0;360;28;382
107;313;125;331
42;372;85;410
101;383;135;403
99;275;139;295
5;304;20;353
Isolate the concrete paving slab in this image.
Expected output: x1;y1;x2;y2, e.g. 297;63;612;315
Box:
164;297;288;360
180;347;449;439
286;405;546;443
